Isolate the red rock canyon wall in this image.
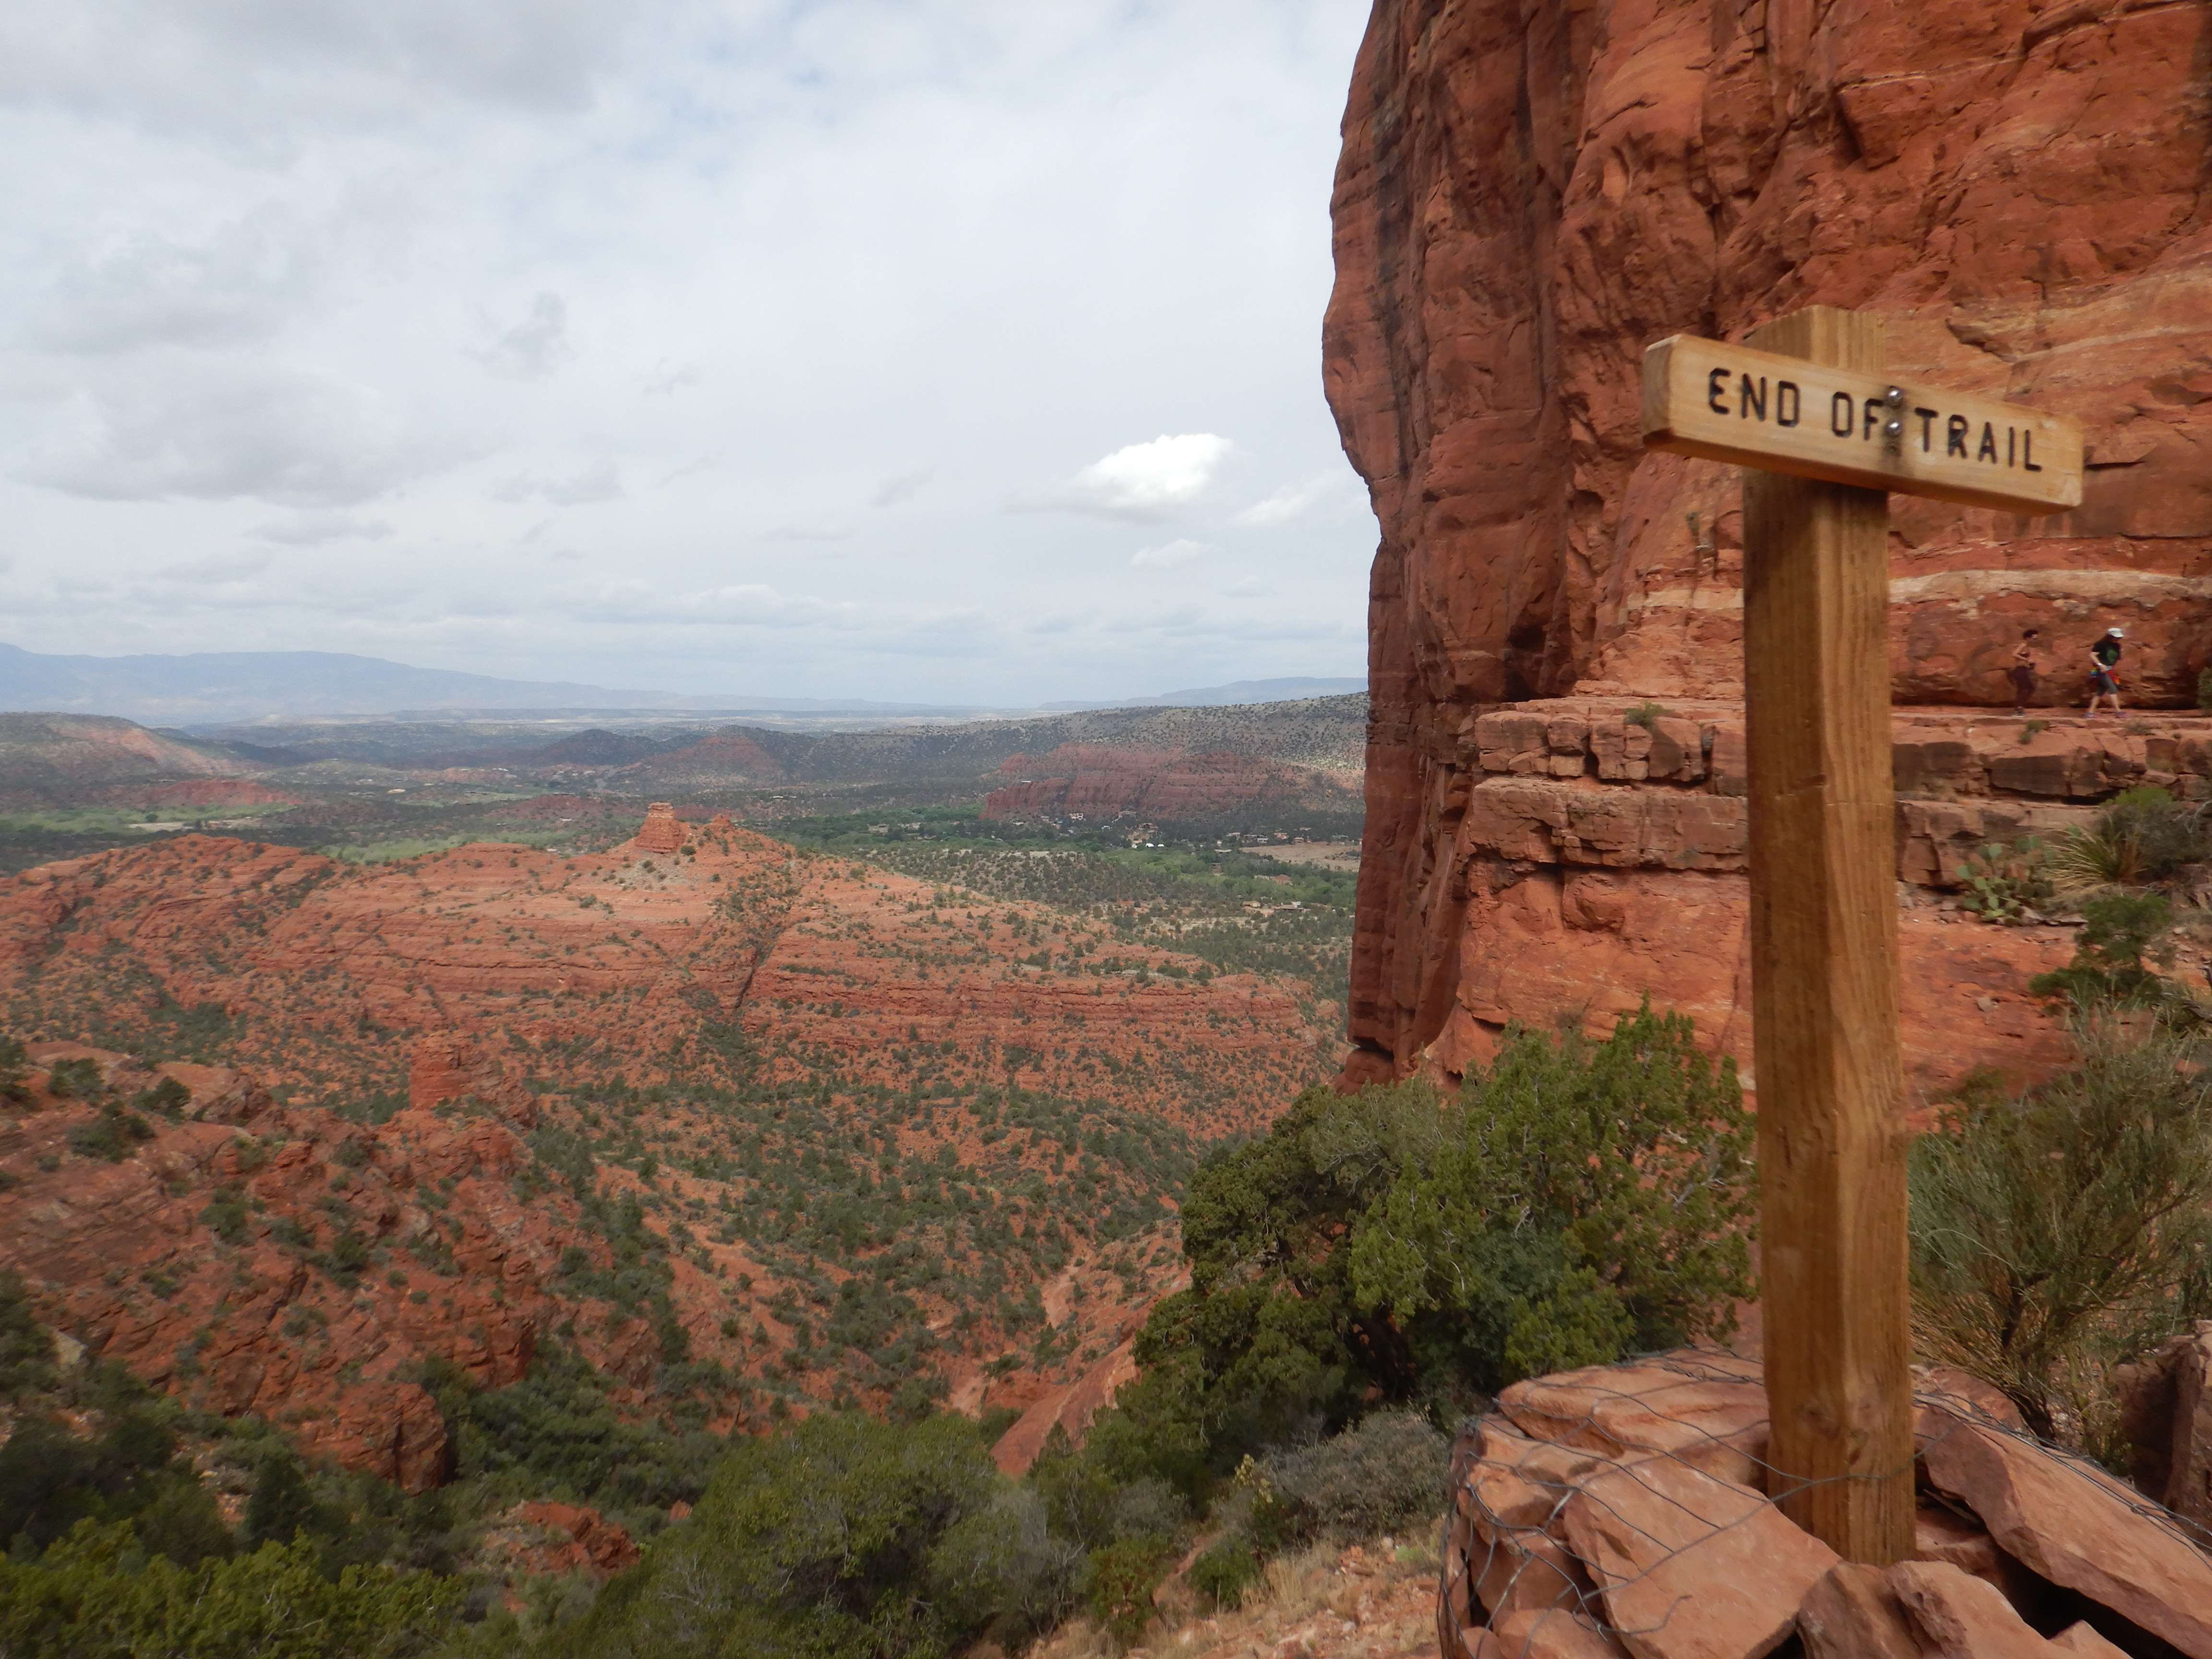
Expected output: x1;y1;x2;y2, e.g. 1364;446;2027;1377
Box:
1326;0;2212;1087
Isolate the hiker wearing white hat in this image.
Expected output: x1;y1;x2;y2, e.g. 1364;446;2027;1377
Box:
2087;627;2126;718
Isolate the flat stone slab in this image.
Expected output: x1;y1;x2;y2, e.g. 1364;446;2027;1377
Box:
1562;1457;1838;1659
1920;1404;2212;1659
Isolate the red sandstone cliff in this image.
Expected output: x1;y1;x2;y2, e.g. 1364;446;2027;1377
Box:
1326;0;2212;1086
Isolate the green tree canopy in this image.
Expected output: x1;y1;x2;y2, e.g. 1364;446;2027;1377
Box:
0;1521;455;1659
540;1410;1003;1659
1090;1000;1755;1495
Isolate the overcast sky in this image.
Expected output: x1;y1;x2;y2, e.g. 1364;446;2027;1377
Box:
0;1;1378;706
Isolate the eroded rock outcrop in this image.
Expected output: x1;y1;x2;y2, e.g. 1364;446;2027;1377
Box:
0;818;1334;1463
0;1050;577;1491
632;801;686;854
1326;0;2212;1088
0;825;1326;1135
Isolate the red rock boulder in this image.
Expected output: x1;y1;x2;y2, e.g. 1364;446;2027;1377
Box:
1441;1351;2212;1659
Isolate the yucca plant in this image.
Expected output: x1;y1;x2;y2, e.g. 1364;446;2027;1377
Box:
2048;785;2212;896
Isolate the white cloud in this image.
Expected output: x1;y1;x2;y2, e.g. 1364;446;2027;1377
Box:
0;1;1379;704
31;208;326;356
1010;433;1233;521
643;361;700;396
0;0;624;147
156;550;271;582
493;457;623;505
1131;538;1206;568
471;293;572;381
869;469;930;507
1232;471;1348;528
657;454;717;486
558;579;860;630
760;519;855;543
21;358;472;507
250;511;394;544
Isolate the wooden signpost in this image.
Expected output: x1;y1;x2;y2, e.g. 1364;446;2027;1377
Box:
1641;307;2083;1563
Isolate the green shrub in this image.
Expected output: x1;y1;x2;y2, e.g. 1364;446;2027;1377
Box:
0;1270;55;1391
2050;786;2212;893
201;1190;250;1245
0;1364;231;1566
244;1448;337;1548
46;1058;103;1099
0;1037;29;1104
1079;1532;1175;1648
2198;665;2212;716
0;1521;455;1659
1259;1409;1448;1544
1623;701;1669;730
926;1487;1082;1643
1910;1017;2212;1452
541;1411;999;1659
326;1232;373;1276
1084;1001;1751;1499
426;1344;721;1531
2028;890;2184;1010
66;1104;155;1162
132;1076;192;1118
1189;1536;1263;1609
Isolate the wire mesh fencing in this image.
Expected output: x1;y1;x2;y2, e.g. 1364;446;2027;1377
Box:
1435;1346;2211;1659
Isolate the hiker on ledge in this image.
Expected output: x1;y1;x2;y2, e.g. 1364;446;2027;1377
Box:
2087;627;2125;719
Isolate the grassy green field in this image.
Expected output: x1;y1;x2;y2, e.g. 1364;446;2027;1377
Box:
0;802;297;834
317;829;568;864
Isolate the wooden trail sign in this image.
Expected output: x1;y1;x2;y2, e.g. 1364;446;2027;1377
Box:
1641;309;2080;1565
1645;332;2083;516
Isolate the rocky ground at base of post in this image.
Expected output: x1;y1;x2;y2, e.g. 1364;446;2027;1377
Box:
1439;1349;2212;1659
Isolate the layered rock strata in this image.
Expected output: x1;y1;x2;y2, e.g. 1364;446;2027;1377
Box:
1327;0;2212;1088
1342;703;2212;1093
0;1046;564;1491
0;822;1329;1130
631;801;687;854
0;816;1333;1473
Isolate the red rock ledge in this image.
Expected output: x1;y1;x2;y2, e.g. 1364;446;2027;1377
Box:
1442;1351;2212;1658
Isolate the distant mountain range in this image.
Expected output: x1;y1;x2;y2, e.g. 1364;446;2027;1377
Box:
0;643;1364;725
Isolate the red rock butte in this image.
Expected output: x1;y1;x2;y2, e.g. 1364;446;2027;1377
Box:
1325;0;2212;1094
633;801;686;854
